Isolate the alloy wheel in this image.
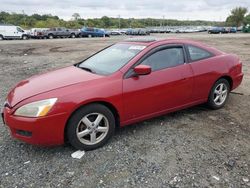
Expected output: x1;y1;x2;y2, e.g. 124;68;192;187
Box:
76;113;109;145
213;83;228;106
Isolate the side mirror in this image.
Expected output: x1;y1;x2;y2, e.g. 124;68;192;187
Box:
134;65;151;76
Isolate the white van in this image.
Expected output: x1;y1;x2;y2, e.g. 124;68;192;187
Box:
0;25;29;40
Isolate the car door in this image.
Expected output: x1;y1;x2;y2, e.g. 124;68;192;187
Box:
15;27;24;38
185;45;216;101
122;45;194;121
61;28;68;37
56;28;63;37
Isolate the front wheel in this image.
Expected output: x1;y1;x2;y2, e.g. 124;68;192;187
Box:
66;104;115;150
207;78;230;109
22;35;28;40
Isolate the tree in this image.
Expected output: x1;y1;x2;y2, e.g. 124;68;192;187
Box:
72;13;80;21
101;16;110;28
226;7;248;27
243;14;250;25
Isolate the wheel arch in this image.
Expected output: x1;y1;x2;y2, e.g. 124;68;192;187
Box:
22;34;28;38
64;101;120;142
217;75;233;90
208;75;233;100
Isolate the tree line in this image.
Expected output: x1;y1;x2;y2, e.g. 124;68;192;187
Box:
0;6;249;29
0;11;222;29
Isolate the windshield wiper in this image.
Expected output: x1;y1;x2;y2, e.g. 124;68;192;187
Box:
78;66;95;73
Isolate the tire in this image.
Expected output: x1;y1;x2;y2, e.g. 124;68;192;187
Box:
22;35;28;40
0;35;3;40
48;34;54;39
66;104;116;150
70;33;76;38
207;78;230;109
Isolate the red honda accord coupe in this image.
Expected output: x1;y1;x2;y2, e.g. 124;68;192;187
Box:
2;38;243;150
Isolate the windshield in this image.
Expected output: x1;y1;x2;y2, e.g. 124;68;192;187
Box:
78;43;146;75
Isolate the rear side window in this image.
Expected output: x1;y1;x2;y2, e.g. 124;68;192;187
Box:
141;47;185;71
187;45;212;61
87;28;94;32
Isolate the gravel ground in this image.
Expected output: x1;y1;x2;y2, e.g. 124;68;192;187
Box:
0;33;249;188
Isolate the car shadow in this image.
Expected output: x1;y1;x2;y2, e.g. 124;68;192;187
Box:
114;104;210;136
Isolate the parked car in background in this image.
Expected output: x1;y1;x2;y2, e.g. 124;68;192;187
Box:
80;27;109;37
107;30;122;35
0;25;30;40
243;24;250;33
44;27;81;39
30;28;48;39
208;27;229;34
2;38;243;150
228;27;237;33
126;28;150;35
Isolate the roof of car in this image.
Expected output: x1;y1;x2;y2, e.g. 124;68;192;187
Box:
122;37;199;46
121;37;223;55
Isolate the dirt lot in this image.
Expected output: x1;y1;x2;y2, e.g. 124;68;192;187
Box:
0;33;249;188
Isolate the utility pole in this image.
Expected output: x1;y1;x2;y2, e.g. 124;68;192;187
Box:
118;15;121;29
22;10;26;28
22;10;27;28
162;15;165;28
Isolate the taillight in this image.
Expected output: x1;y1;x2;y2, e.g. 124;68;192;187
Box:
236;63;242;74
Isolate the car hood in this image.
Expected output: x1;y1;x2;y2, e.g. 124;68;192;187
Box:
7;66;103;107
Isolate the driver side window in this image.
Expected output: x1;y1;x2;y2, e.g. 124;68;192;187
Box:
141;47;185;71
16;27;24;33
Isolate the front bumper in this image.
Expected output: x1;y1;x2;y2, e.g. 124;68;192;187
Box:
2;107;68;146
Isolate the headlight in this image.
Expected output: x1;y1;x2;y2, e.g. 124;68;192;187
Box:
14;98;57;117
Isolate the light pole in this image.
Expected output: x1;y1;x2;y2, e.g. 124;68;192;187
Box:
163;15;165;28
22;10;27;28
118;15;121;29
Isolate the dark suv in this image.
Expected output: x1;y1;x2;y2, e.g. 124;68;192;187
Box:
208;27;229;34
80;27;109;37
45;27;81;39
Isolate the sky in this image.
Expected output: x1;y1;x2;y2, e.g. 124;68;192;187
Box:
0;0;250;21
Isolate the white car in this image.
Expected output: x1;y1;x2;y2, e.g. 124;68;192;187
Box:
0;25;29;40
30;28;48;39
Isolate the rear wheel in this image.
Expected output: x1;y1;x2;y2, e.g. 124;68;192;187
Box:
48;34;54;39
207;78;230;109
66;104;115;150
70;33;76;38
0;35;3;40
